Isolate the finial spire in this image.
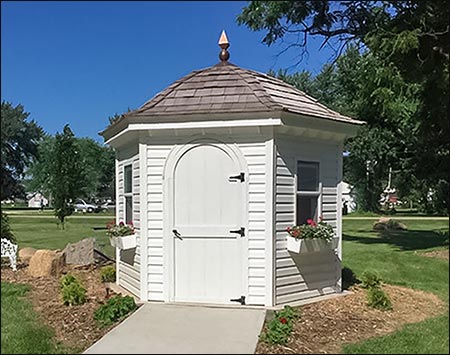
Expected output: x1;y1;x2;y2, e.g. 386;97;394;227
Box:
218;30;230;62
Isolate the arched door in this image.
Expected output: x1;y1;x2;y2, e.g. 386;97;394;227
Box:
172;144;245;304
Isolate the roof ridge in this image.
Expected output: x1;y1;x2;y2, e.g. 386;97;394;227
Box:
227;65;282;111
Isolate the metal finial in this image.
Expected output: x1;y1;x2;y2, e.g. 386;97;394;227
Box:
218;30;230;62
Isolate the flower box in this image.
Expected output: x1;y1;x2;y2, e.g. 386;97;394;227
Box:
287;236;339;254
109;234;136;250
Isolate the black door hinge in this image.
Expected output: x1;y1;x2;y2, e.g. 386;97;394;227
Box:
229;227;245;237
229;172;245;182
230;296;246;305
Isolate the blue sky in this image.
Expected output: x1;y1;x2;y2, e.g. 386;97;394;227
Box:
2;1;334;141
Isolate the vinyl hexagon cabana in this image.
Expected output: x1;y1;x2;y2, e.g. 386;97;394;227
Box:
101;35;363;307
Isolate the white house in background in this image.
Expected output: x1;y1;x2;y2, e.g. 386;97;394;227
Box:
342;182;357;214
27;192;48;208
100;32;364;307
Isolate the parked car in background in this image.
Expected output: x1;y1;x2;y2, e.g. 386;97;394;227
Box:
101;200;116;212
73;199;99;213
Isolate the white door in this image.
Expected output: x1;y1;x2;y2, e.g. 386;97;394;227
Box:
173;144;245;304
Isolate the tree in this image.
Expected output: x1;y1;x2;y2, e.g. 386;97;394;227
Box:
238;1;449;213
50;125;84;227
1;101;42;199
269;47;420;212
27;135;115;201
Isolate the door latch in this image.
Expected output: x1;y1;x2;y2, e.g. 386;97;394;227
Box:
229;227;245;237
229;172;245;182
230;296;246;305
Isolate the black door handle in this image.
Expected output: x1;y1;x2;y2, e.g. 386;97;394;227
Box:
172;229;183;240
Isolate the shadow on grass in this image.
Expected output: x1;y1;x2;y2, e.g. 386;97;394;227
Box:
343;229;449;251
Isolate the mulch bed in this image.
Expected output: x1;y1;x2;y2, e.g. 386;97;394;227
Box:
256;284;445;354
418;249;449;261
1;263;123;352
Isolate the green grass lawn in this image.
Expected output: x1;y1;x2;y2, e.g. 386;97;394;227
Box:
342;218;449;354
1;282;62;354
8;214;115;258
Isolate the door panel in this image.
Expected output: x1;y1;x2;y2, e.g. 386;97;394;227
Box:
173;144;243;303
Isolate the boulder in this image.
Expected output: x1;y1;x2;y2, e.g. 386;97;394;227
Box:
63;238;95;266
18;247;37;265
28;249;65;277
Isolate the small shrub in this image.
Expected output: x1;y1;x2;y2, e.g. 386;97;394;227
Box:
94;295;137;327
360;271;381;289
61;282;87;306
1;211;16;242
260;306;299;345
367;286;392;310
60;274;78;289
100;266;116;283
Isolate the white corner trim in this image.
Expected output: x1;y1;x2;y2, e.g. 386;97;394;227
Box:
264;132;275;307
105;118;282;145
115;157;120;286
139;141;148;301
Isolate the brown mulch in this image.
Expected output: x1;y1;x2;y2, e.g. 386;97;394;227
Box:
1;263;123;352
418;249;449;261
256;284;446;354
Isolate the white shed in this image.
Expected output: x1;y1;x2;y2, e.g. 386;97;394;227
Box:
101;32;363;307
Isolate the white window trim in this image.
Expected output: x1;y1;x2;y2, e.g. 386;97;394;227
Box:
295;160;322;224
124;164;133;224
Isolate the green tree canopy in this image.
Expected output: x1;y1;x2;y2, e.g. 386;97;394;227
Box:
1;101;43;199
27;134;115;201
50;125;85;226
239;0;449;213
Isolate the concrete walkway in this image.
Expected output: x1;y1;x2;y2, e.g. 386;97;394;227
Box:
84;303;266;354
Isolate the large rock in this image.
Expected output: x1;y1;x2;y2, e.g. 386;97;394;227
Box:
28;249;65;277
18;247;37;265
63;238;95;266
373;217;407;231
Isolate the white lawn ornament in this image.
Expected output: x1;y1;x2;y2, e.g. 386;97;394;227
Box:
1;238;18;271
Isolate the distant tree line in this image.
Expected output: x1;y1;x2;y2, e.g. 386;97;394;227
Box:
1;101;115;224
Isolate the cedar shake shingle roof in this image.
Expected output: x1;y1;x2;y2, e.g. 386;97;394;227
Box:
111;61;363;127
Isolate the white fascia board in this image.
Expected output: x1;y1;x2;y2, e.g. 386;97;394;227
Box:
105;118;282;145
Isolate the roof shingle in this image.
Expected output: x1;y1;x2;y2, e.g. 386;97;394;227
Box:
122;61;362;125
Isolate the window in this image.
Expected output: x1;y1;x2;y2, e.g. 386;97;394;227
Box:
124;165;133;224
296;161;321;225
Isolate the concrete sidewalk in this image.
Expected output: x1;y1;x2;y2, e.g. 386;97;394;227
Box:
84;303;266;354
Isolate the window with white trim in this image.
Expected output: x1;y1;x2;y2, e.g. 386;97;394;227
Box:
296;161;321;225
124;164;133;224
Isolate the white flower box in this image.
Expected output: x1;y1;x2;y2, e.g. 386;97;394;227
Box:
109;234;137;250
287;236;339;254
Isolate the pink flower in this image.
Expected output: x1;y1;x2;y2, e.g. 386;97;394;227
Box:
307;219;317;227
119;221;124;226
292;230;300;238
279;317;288;324
286;226;291;232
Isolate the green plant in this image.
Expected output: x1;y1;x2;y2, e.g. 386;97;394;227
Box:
106;221;134;238
100;265;116;283
59;274;78;289
366;286;393;311
60;274;86;306
360;271;382;289
260;306;299;345
94;295;137;326
286;218;335;241
61;281;86;306
1;211;16;242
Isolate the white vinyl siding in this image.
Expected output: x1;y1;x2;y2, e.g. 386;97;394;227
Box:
116;145;141;297
274;134;341;305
